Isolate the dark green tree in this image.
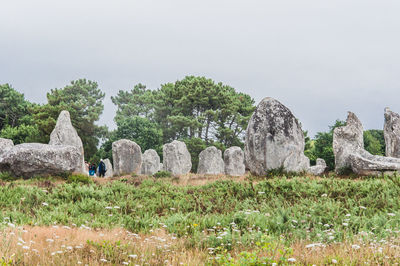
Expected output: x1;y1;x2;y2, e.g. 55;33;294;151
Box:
313;120;346;170
364;129;385;156
31;79;105;159
0;84;34;130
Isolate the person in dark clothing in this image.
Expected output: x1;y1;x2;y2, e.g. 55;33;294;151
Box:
89;163;96;176
98;160;106;177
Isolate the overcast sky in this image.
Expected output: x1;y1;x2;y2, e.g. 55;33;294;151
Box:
1;0;400;137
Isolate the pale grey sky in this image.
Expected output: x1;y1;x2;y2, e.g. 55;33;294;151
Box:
1;0;400;136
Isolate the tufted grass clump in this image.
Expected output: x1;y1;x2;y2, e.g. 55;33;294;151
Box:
67;173;93;184
0;171;17;181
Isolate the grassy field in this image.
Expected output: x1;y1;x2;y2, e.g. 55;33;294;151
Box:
1;173;400;265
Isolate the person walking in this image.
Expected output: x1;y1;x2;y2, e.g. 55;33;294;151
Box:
98;159;106;177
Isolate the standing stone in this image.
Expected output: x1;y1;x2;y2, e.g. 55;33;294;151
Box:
112;139;142;175
309;158;327;175
103;159;113;178
0;138;14;158
49;110;86;174
244;97;310;176
333;112;365;171
0;143;81;178
224;146;245;176
197;146;224;175
141;149;161;175
384;108;400;158
333;111;400;175
163;140;192;175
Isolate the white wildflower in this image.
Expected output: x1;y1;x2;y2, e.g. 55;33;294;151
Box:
22;245;30;250
42;202;49;206
388;213;396;216
342;223;348;226
352;244;360;250
288;258;296;262
332;259;338;263
128;254;138;258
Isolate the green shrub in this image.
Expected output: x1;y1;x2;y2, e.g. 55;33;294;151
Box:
0;171;17;181
67;174;93;184
153;170;172;178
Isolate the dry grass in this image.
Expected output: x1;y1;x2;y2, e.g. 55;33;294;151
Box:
1;226;400;265
0;225;207;265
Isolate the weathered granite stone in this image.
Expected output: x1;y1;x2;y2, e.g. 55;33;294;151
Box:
333;112;400;175
384;108;400;158
244;97;310;175
0;138;14;158
141;149;160;175
112;139;142;175
0;143;81;178
224;146;245;176
309;158;327;175
49;110;86;174
103;159;113;178
163;140;191;175
197;146;224;175
333;112;365;171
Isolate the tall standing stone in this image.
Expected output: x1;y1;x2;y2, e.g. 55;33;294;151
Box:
384;107;400;158
141;149;161;175
103;159;113;178
244;97;310;175
197;146;224;175
112;139;142;175
0;138;14;158
49;110;86;174
333;112;365;171
224;146;245;176
163;140;192;175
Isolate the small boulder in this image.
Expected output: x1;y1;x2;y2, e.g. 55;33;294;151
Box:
244;97;310;175
141;149;160;175
309;158;327;175
224;146;245;176
0;138;14;158
103;159;113;178
112;139;142;175
49;110;86;174
0;143;81;178
163;140;191;175
197;146;224;175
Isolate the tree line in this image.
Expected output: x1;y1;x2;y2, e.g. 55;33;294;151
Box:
0;76;386;171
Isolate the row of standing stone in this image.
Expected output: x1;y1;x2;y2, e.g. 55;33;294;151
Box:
112;140;245;177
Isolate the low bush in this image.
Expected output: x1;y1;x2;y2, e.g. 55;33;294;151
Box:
153;170;172;178
67;174;93;184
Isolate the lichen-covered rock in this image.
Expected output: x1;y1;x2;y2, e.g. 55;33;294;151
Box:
224;146;245;176
49;110;86;174
244;97;310;175
197;146;224;175
163;140;191;175
309;158;327;175
103;159;113;178
0;138;14;158
112;139;142;175
0;143;81;178
333;112;365;171
333;112;400;175
141;149;160;175
384;108;400;158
